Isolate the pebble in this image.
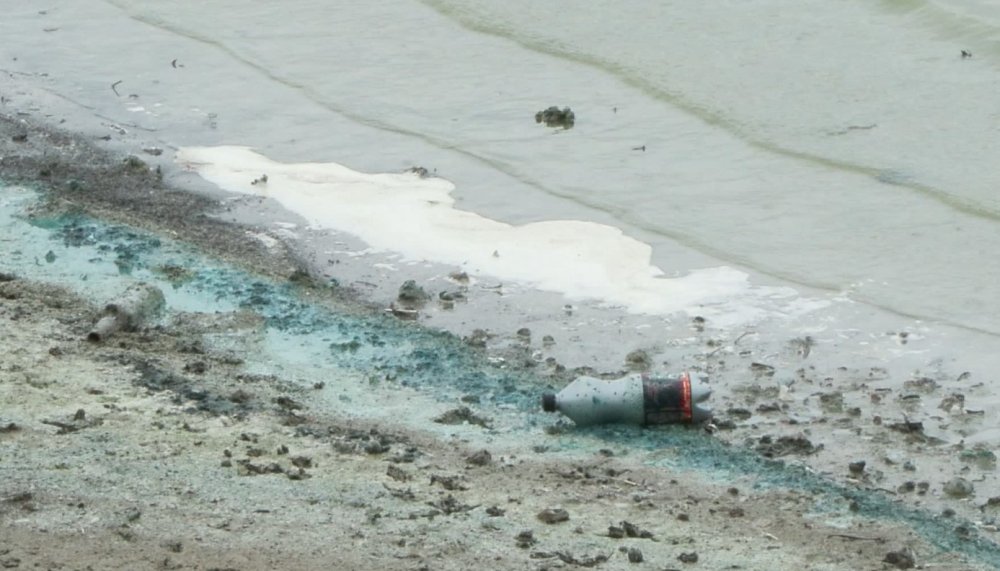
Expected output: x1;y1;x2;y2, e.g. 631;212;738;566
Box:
848;460;866;475
515;530;536;548
678;551;699;563
943;477;974;498
883;549;915;569
536;508;570;524
466;449;492;466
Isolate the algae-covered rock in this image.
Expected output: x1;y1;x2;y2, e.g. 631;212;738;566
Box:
535;106;575;129
397;279;430;305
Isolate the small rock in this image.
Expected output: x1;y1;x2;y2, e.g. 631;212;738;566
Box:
627;547;643;563
161;540;183;553
515;530;536;548
883;549;915;569
397;280;430;305
485;506;505;517
290;455;312;468
466;449;492;466
433;406;491;428
537;508;570;524
678;551;699;563
608;525;626;538
943;477;974;499
386;464;409;482
363;441;390;455
848;460;866;475
620;520;654;538
625;349;652;371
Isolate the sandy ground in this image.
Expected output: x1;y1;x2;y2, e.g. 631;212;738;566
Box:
0;274;985;571
2;104;1000;569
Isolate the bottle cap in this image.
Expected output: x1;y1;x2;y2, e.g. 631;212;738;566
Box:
541;393;556;412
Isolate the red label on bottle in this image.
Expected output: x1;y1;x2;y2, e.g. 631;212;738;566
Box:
642;372;694;425
679;372;692;422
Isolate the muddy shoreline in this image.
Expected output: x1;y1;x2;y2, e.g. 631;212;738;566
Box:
2;108;1000;570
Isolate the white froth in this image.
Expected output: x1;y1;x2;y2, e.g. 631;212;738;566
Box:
177;146;816;325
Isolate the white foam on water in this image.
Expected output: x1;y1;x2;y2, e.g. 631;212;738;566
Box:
178;146;828;327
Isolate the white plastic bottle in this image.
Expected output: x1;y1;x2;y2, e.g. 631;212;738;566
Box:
541;372;712;426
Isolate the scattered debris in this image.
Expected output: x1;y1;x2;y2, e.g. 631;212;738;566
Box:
386;464;409;482
433;406;491;428
553;551;609;567
41;409;102;434
608;520;655;539
430;474;468;491
426;494;477;515
754;435;821;458
406;166;430;177
536;507;570;524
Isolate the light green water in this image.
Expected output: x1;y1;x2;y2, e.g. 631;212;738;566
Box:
3;0;999;335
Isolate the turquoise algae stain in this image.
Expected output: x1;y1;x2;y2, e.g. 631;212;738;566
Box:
3;186;999;568
0;187;537;410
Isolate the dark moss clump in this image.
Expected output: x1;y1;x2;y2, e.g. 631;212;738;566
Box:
535;106;575;129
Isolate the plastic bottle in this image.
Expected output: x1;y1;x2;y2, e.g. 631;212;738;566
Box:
541;372;712;426
87;282;165;342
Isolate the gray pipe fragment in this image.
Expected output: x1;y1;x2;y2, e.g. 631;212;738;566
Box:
87;282;165;342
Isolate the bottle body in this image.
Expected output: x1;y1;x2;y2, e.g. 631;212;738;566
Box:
542;372;711;426
87;282;165;342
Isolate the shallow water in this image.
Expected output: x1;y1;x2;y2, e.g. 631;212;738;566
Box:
74;0;1000;336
